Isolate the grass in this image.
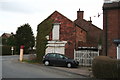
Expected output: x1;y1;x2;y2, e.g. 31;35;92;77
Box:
22;59;43;64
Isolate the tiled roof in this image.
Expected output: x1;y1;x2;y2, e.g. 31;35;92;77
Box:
1;33;12;38
103;1;120;10
78;41;98;48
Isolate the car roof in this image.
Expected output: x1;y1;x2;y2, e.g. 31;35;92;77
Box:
47;53;61;54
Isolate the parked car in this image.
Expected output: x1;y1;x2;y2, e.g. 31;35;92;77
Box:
43;53;79;68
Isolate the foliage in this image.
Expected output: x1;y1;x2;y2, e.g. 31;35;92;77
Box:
92;56;119;78
7;34;16;46
2;38;7;45
2;45;16;55
0;37;1;44
22;59;40;64
15;23;35;54
36;19;53;62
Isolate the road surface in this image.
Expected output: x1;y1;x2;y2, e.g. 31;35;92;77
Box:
2;55;86;78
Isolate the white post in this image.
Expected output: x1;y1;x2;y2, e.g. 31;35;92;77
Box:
74;49;76;60
117;44;120;59
19;45;24;61
11;46;14;55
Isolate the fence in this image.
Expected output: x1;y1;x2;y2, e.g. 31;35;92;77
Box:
74;50;99;66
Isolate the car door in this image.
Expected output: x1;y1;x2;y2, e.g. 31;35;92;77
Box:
48;53;57;65
56;54;66;66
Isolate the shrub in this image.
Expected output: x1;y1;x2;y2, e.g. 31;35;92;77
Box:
92;56;119;79
2;45;11;55
118;60;120;78
36;19;53;61
2;45;17;55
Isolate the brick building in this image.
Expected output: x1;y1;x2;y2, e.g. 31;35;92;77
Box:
103;0;120;59
39;10;102;58
74;9;102;50
45;11;87;58
1;33;12;38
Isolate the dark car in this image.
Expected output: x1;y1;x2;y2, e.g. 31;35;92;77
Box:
43;53;79;68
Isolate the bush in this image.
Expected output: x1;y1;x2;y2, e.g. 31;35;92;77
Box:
36;19;53;61
2;45;11;55
92;56;119;79
2;45;17;55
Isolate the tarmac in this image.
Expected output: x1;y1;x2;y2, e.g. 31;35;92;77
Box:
50;66;93;78
25;55;93;78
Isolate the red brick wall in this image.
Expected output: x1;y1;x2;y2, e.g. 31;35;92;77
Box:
75;19;102;45
103;2;120;58
87;23;102;44
48;11;86;58
75;25;87;48
119;9;120;39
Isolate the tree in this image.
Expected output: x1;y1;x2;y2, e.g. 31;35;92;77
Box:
7;34;16;46
36;19;53;61
15;23;35;53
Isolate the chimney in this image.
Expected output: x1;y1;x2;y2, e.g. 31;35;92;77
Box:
77;8;84;20
88;17;92;24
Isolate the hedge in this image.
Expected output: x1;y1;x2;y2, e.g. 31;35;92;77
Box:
2;45;16;55
92;56;119;79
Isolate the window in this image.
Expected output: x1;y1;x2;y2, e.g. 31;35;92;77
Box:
48;53;56;58
57;54;64;59
57;54;68;59
52;23;60;40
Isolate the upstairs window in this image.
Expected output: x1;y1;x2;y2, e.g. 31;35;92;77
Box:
52;23;60;40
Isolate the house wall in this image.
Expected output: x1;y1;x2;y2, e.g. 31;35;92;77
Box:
75;10;102;46
103;2;120;58
75;25;87;48
48;11;86;58
48;11;76;58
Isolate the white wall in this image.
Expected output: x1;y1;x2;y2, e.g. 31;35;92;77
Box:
45;41;67;54
46;47;65;54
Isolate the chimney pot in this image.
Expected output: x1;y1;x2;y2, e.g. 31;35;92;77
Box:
77;9;84;20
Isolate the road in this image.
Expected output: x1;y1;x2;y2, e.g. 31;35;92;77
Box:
1;55;86;78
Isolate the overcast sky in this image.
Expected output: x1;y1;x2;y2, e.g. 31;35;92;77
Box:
0;0;104;36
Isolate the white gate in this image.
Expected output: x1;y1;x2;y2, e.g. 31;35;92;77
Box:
74;50;99;66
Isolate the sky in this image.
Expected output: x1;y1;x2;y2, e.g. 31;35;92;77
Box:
0;0;104;36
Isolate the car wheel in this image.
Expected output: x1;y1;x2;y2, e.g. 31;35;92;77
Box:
44;61;50;66
67;63;72;68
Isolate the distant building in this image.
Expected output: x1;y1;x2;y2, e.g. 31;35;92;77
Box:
39;10;102;59
1;33;13;45
74;9;102;51
1;33;12;38
103;0;120;59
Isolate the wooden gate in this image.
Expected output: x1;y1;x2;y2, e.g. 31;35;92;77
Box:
74;50;99;66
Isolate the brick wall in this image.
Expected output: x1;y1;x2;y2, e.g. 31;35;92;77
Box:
75;25;87;49
103;2;120;58
74;10;102;46
48;11;86;58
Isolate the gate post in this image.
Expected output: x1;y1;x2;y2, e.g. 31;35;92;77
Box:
113;39;120;59
74;49;76;60
117;44;120;59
